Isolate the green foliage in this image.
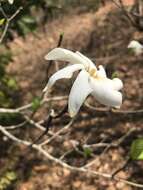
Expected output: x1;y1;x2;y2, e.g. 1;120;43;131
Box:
17;15;37;36
0;171;17;190
83;147;92;158
0;91;12;107
0;112;22;125
0;0;59;36
130;138;143;160
0;18;5;26
0;49;12;78
0;47;18;108
0;0;101;37
127;48;135;55
31;96;42;112
4;77;18;90
111;72;118;79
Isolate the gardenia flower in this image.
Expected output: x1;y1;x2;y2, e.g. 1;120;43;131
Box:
128;40;143;55
44;48;123;117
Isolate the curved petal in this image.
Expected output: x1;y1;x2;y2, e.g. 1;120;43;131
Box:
128;40;143;55
76;51;96;69
43;64;84;92
45;48;88;67
128;40;143;49
68;70;92;117
89;77;122;108
97;65;107;77
112;78;123;91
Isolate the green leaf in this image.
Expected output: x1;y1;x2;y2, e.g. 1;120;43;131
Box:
0;18;5;26
31;96;41;112
83;147;92;158
18;17;37;36
0;91;6;102
128;48;135;54
0;50;12;65
0;171;17;190
6;78;18;90
60;32;64;37
18;20;31;35
22;16;36;24
6;171;17;181
130;138;143;160
111;72;118;79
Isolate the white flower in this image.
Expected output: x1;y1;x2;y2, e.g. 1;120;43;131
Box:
44;48;123;117
8;0;14;4
128;40;143;55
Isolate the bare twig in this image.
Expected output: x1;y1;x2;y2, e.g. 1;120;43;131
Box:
84;127;136;168
102;127;137;155
40;118;75;146
0;125;143;188
0;96;67;114
4;121;27;130
46;32;64;76
111;157;131;178
85;102;143;115
111;0;143;30
0;5;23;43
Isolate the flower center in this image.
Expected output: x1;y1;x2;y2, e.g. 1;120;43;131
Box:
87;67;97;78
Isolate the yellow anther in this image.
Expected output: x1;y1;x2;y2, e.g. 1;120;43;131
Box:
90;68;96;76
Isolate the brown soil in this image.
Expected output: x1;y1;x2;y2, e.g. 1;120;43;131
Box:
3;1;143;190
7;12;95;104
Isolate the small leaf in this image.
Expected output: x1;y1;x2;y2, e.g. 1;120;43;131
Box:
60;32;64;38
22;16;36;24
0;18;5;26
7;78;18;90
130;138;143;160
83;147;92;158
128;48;135;54
31;97;41;112
6;171;17;181
111;72;118;79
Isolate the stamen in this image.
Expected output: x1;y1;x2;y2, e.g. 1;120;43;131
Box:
90;69;96;76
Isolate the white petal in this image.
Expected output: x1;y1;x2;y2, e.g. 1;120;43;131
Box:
128;40;143;49
45;48;88;67
68;70;92;117
43;64;84;92
76;51;96;69
97;65;107;77
8;0;14;4
90;77;122;108
128;40;143;55
112;78;123;90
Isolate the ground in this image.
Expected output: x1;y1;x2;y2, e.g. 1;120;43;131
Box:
1;1;143;190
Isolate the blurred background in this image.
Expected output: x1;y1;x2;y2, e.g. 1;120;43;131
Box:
0;0;143;189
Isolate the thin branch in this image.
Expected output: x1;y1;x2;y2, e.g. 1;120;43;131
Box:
0;125;143;188
0;5;23;43
84;127;136;168
111;157;131;178
4;121;27;130
0;96;67;114
111;0;137;28
40;118;75;146
85;102;143;115
46;33;64;76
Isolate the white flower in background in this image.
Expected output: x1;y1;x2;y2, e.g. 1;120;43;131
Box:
128;40;143;55
8;0;14;4
44;48;123;117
